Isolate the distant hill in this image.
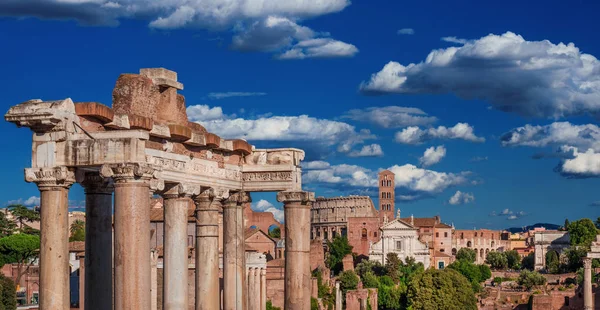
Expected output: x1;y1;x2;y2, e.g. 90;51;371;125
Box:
505;223;561;233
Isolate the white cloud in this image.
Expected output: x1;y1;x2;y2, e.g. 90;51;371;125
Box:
188;104;374;157
507;215;518;220
558;146;600;177
301;161;331;170
277;38;358;59
502;122;600;152
441;36;468;44
341;106;437;128
419;145;446;167
397;28;415;35
395;123;485;144
494;208;526;220
360;32;600;119
186;105;227;122
252;199;284;222
448;190;474;205
6;196;40;206
208;92;266;99
303;162;470;200
1;1;354;59
348;144;384;157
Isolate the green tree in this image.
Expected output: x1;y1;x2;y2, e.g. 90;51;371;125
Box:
311;297;319;310
326;236;353;275
522;252;535;270
564;218;570;231
595;217;600;229
407;268;477;310
456;248;477;263
485;251;508;270
563;247;588;272
355;260;385;278
361;272;379;288
517;270;546;290
266;300;281;310
0;274;16;310
268;227;281;239
0;234;40;285
505;250;521;270
479;264;492;281
568;218;599;247
0;212;15;239
69;219;85;242
8;205;40;231
339;270;359;307
545;250;560;274
385;253;403;283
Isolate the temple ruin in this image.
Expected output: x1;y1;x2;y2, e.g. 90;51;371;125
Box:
4;68;314;310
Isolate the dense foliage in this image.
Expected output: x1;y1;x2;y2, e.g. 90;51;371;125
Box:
69;219;85;242
447;258;491;292
0;275;16;310
545;250;560;274
266;300;280;310
407;269;477;310
268;227;281;239
455;248;476;263
521;252;535;270
0;233;40;285
7;205;39;232
517;270;546;290
504;250;521;270
568;218;599;247
485;251;508;270
326;236;353;275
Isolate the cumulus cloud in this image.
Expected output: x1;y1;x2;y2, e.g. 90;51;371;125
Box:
492;208;526;220
360;32;600;119
277;38;358;59
252;199;284;222
208;92;266;99
448;191;474;205
502;122;600;151
557;146;600;177
397;28;414;35
348;144;384;157
341;106;437;128
301;161;331;170
303;162;470;201
1;0;355;59
419;145;446;167
188;104;374;158
6;196;40;206
395;123;485;144
441;36;468;44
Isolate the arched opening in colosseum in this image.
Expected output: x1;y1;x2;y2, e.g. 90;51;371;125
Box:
452;248;457;255
467;241;472;248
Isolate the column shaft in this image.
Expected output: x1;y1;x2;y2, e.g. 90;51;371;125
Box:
113;182;151;310
584;257;593;310
195;193;221;310
223;192;249;310
260;269;267;310
248;269;257;310
83;175;113;310
163;196;190;310
254;268;261;310
277;191;314;310
39;187;70;310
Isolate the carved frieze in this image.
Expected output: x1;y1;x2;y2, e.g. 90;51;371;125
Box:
145;155;242;181
244;148;305;166
226;191;251;205
5;98;80;133
25;166;76;189
242;171;293;182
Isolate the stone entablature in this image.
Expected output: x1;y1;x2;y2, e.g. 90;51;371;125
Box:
534;230;570;270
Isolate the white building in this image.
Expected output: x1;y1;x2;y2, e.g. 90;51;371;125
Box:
369;217;431;269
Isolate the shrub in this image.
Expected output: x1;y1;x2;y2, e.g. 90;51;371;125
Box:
517;270;547;290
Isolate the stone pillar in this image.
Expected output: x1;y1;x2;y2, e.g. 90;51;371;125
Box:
277;191;315;310
260;269;267;310
25;167;75;310
101;163;157;310
161;183;199;310
248;268;258;310
584;257;593;310
151;250;158;310
194;188;227;310
77;171;113;310
223;191;250;310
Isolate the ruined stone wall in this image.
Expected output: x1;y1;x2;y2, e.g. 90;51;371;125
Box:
345;288;378;310
310;239;325;271
347;217;381;257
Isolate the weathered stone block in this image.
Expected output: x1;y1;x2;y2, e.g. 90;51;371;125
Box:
112;74;160;119
168;124;192;141
74;102;114;123
140;68;183;90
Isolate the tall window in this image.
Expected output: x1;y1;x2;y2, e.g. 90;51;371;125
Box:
361;228;367;239
396;240;402;250
382;192;385;198
436;232;439;238
444;232;448;238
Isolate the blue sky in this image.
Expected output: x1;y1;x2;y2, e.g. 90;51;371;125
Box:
2;0;600;230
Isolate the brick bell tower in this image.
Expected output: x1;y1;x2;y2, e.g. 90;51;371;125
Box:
378;170;395;223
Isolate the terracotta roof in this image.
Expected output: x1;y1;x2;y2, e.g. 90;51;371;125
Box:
69;241;85;253
245;227;259;237
435;223;453;229
433;251;452;258
400;217;437;227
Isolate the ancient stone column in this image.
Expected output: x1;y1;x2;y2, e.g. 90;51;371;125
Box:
584;257;593;310
277;191;315;310
161;183;199;310
223;191;250;310
78;171;113;310
260;269;267;310
151;250;158;310
25;167;75;310
248;268;258;310
101;163;157;310
194;188;227;310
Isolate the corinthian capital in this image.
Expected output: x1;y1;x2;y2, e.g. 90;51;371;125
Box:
100;163;160;183
276;191;315;204
25;167;76;189
225;191;251;205
161;182;202;198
